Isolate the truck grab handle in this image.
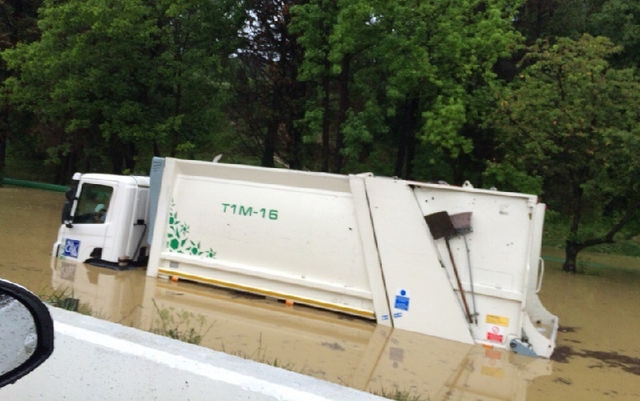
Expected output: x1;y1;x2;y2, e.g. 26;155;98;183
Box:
536;258;545;293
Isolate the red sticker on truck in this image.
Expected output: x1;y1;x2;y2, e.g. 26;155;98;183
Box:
487;326;503;342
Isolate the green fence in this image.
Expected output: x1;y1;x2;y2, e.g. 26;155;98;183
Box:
1;177;68;193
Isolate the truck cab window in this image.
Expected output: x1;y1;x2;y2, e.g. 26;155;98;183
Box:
72;184;113;224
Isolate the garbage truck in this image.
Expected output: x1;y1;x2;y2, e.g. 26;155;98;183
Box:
52;157;559;357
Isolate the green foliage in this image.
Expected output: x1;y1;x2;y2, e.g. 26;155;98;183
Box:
515;0;593;43
483;162;543;194
150;299;212;345
375;387;426;401
412;0;523;154
292;0;523;176
340;105;384;158
588;0;640;68
493;34;640;263
495;34;640;206
41;288;94;316
2;0;242;174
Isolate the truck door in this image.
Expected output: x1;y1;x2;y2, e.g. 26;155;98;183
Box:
60;181;115;262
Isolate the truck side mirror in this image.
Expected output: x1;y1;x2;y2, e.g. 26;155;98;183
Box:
61;187;76;227
0;279;55;388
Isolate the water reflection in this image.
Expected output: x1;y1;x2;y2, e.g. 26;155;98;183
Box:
51;258;551;399
7;187;640;399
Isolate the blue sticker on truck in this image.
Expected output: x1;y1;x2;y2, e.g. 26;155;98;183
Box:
394;289;410;311
62;239;80;258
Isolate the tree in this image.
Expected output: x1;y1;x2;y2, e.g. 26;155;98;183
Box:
228;0;307;169
492;34;640;272
292;0;523;180
288;0;341;172
513;0;605;44
0;0;42;184
2;0;241;177
588;0;640;68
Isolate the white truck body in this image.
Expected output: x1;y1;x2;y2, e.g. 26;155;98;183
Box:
53;157;558;357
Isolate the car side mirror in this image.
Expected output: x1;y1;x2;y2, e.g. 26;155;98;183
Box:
0;279;54;388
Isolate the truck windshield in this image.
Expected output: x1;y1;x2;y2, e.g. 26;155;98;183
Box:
72;184;113;224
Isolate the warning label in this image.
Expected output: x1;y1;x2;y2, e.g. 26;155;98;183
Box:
486;314;509;327
487;325;504;343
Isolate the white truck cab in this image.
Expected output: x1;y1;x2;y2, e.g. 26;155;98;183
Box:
54;174;150;268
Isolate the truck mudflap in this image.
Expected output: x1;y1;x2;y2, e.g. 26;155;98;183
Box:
140;158;557;357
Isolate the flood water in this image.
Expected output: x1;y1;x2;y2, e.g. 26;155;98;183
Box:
1;186;639;400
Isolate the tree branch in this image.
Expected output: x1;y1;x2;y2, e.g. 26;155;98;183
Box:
577;197;640;249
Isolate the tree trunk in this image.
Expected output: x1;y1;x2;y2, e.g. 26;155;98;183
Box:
152;141;162;157
563;240;581;273
405;128;416;180
334;55;350;173
394;131;407;178
124;142;136;173
288;87;305;170
261;122;277;168
563;197;640;272
394;97;419;179
321;71;331;173
289;125;303;170
169;76;183;158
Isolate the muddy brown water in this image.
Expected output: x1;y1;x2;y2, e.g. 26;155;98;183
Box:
2;187;640;400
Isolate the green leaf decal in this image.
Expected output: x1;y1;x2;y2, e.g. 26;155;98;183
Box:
166;200;217;259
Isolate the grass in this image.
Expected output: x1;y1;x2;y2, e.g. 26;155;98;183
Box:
41;288;94;316
222;332;296;371
149;298;213;345
42;290;214;347
374;387;427;401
